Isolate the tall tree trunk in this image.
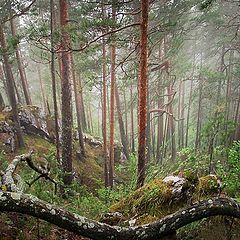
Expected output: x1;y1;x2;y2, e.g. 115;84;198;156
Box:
156;82;164;163
109;0;117;188
185;77;193;148
0;23;24;148
88;103;94;133
167;85;176;161
115;84;129;159
10;17;32;105
130;83;135;153
50;0;60;163
71;53;85;157
59;0;73;186
146;94;151;162
233;89;240;141
177;80;182;148
78;75;87;132
137;0;149;188
101;20;109;186
180;80;185;148
195;76;203;152
225;50;233;146
123;91;128;146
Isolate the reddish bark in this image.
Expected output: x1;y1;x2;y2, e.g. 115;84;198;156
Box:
137;0;149;188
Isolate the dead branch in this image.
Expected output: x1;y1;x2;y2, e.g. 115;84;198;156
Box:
0;151;57;193
0;194;240;240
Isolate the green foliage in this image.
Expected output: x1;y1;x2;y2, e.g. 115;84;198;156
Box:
199;0;216;11
177;148;209;175
216;141;240;197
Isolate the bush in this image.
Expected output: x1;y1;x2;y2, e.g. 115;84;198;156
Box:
216;141;240;197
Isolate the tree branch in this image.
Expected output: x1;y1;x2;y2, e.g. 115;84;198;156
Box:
70;23;140;52
1;0;37;24
0;194;240;240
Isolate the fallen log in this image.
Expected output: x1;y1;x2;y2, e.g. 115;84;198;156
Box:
0;192;240;240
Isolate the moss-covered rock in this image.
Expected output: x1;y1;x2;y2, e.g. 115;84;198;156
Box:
109;173;222;226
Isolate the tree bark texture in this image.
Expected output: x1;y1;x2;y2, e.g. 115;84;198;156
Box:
137;0;149;188
0;193;240;240
59;0;73;186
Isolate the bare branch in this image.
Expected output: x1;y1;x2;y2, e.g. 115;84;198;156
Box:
0;194;240;240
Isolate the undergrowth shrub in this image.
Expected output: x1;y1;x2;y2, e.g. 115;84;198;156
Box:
216;141;240;197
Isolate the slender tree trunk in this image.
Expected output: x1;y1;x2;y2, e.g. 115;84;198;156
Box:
13;74;22;104
225;50;233;146
146;94;151;162
151;110;156;159
109;1;117;188
123;91;128;146
130;83;135;153
0;23;24;148
185;77;193;148
167;85;176;161
156;81;164;162
137;0;149;188
180;80;185;148
71;53;85;157
177;80;182;148
233;90;240;141
37;64;48;114
115;84;129;159
86;104;91;133
10;17;32;105
59;0;73;186
88;103;94;133
102;23;109;187
78;75;87;132
163;112;169;160
50;0;60;163
195;76;203;152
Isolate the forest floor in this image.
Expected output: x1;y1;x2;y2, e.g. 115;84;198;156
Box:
1;108;240;239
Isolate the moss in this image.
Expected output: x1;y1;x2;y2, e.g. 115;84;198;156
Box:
23;135;54;154
195;175;219;199
110;178;178;219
